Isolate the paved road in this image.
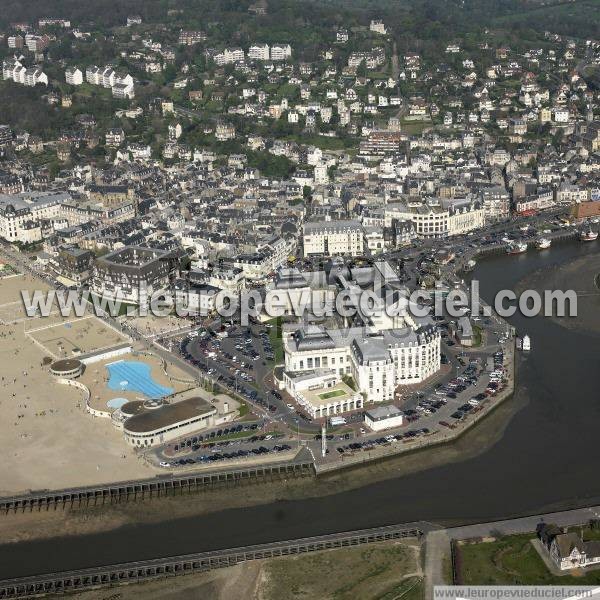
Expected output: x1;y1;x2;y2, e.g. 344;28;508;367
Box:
447;505;600;541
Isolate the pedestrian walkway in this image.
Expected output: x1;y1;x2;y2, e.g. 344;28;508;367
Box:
425;529;451;600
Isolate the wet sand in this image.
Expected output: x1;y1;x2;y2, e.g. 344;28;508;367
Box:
514;252;600;336
0;379;524;545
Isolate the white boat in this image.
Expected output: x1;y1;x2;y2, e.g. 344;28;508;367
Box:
580;229;598;242
522;334;531;352
507;241;527;255
536;237;551;250
464;259;477;272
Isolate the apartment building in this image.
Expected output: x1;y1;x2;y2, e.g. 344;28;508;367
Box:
270;44;292;61
105;128;126;147
85;65;102;85
370;20;387;35
555;183;589;204
0;191;70;243
7;35;24;49
248;43;270;60
384;199;484;238
232;237;290;282
215;122;236;141
2;60;48;87
178;30;207;45
91;246;178;303
303;220;364;257
214;47;245;66
478;186;510;222
65;66;83;86
24;34;50;53
85;65;134;98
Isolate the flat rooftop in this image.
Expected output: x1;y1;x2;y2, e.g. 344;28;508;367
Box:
123;396;216;434
365;404;403;421
297;382;358;409
50;358;82;373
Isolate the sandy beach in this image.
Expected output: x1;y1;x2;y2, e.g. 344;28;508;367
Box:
0;273;153;495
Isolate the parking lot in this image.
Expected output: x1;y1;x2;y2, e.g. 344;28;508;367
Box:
147;271;514;471
323;346;509;461
146;420;295;468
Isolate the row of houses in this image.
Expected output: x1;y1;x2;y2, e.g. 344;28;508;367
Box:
83;65;135;99
302;197;486;258
213;44;292;66
2;59;47;87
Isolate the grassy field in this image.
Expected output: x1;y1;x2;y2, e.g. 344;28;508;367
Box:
267;317;284;363
261;541;422;600
71;540;422;600
377;576;423;600
400;119;432;135
458;533;600;585
283;134;356;151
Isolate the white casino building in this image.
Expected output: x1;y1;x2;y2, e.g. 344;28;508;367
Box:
281;260;441;406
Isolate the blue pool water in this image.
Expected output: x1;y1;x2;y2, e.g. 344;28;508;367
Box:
106;397;129;410
106;361;173;399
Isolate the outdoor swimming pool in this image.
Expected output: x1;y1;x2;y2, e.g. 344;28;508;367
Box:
106;360;173;399
106;397;129;410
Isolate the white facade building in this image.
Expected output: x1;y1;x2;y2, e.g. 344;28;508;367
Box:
384;199;485;238
364;405;404;431
248;43;270;60
65;67;83;86
370;20;387;35
270;44;292;61
285;322;440;404
214;47;245;65
0;191;70;243
303;220;364;257
282;260;441;405
2;60;47;87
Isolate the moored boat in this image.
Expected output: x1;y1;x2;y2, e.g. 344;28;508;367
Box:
464;259;477;272
536;237;551;250
506;241;527;254
580;229;598;242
